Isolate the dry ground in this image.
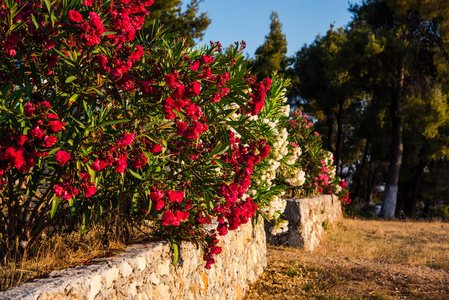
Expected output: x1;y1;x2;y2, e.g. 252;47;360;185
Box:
245;219;449;300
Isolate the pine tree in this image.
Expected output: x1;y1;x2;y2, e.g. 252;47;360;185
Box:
144;0;211;47
252;11;288;80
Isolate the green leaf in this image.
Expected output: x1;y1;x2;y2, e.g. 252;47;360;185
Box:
128;169;143;180
102;31;117;36
172;239;179;266
65;76;77;83
50;196;59;218
98;118;130;127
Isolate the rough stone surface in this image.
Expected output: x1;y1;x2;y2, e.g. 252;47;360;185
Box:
266;194;343;251
1;217;266;300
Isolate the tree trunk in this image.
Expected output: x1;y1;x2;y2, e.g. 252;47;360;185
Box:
335;98;344;176
326;110;335;153
354;139;369;203
380;67;404;218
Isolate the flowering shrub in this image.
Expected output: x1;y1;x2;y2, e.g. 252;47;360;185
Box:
283;111;351;204
0;0;279;268
0;0;349;269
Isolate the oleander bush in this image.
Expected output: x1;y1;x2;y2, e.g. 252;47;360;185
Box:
0;0;349;273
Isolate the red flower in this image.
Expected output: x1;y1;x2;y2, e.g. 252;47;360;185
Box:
68;10;83;23
217;223;228;236
260;145;270;159
190;60;200;71
30;127;44;139
16;134;27;146
161;210;180;226
89;12;104;36
190;81;201;96
54;184;64;197
24;102;35;116
55;150;71;166
155;200;165;211
43;135;57;147
84;185;97;197
48;119;65;133
44;40;55;50
150;189;164;202
201;55;214;64
91;158;107;171
115;156;127;173
118;132;135;147
168;190;184;203
130;45;144;62
131;152;148;168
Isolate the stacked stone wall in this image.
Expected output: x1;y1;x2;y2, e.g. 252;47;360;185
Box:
1;217;266;300
266;194;343;250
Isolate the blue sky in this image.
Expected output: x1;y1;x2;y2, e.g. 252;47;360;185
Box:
195;0;358;57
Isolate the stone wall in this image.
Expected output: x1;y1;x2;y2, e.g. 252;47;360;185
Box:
266;194;343;251
1;217;266;300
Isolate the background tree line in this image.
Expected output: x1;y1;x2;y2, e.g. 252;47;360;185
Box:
251;0;449;219
149;0;449;219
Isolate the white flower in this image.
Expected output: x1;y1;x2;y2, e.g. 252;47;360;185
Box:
269;220;289;235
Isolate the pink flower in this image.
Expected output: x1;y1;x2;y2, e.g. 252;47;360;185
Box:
201;55;214;64
40;101;51;111
190;81;201;95
89;12;104;36
118;132;134;147
82;34;101;46
150;189;164;202
83;0;94;6
260;145;270;159
44;40;55;50
16;134;27;146
29;127;44;139
168;190;184;203
130;45;144;62
48;120;65;133
155;200;165;211
91;158;107;171
161;210;180;226
24;102;35;116
43;135;57;147
84;185;97;197
115;157;127;173
217;223;228;236
190;60;200;71
55;150;71;166
53;184;64;197
68;10;83;23
63;191;72;201
131;152;148;168
177;121;187;133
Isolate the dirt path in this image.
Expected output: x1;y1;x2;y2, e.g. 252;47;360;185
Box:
245;219;449;300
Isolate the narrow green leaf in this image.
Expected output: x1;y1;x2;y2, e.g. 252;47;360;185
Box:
50;196;59;218
128;169;143;180
65;76;77;83
98;118;130;127
172;240;179;266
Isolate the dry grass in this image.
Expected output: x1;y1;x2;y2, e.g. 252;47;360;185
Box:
0;225;145;291
245;219;449;300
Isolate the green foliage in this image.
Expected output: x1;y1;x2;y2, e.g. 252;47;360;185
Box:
252;11;288;80
289;0;449;217
143;0;211;47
